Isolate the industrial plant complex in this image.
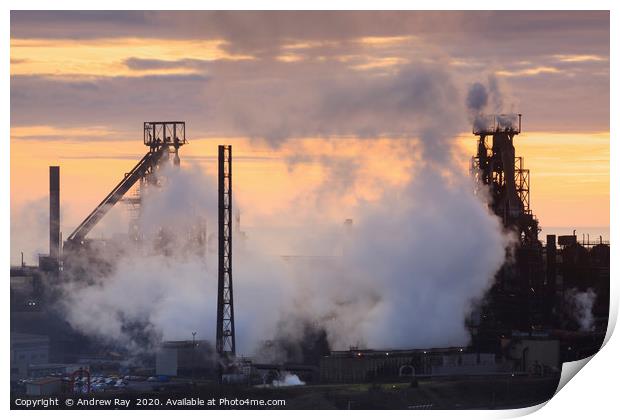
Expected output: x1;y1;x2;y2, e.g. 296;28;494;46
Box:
10;117;610;409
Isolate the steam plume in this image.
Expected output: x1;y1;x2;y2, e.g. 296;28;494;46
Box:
273;373;305;387
565;288;597;332
54;65;512;357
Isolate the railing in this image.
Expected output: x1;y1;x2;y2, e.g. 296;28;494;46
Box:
541;236;610;247
473;114;522;135
144;121;186;148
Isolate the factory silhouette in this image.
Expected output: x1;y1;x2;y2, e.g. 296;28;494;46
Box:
10;116;609;409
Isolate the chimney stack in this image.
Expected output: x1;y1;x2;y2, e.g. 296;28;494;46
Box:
49;166;60;261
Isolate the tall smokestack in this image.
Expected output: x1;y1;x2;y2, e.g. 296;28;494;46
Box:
49;166;60;262
546;234;557;324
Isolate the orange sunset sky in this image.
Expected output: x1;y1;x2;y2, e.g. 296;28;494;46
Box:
10;11;609;263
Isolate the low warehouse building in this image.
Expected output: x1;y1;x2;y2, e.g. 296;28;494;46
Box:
29;363;88;379
10;333;50;381
26;377;61;396
320;348;507;383
155;340;215;377
506;338;560;374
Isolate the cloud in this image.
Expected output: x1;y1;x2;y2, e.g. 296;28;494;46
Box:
10;11;609;136
123;58;211;71
11;74;212;131
496;66;562;77
553;54;607;63
12;61;465;147
11;11;608;56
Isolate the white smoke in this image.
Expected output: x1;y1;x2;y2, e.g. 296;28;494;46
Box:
565;288;597;332
60;256;213;351
57;158;509;354
10;195;78;265
54;65;512;356
466;75;517;133
10;197;48;265
272;372;305;387
138;163;217;240
340;170;508;348
54;158;507;354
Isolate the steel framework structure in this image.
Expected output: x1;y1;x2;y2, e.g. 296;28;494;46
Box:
469;114;546;338
216;145;236;357
66;122;186;246
470;114;539;245
471;156;531;213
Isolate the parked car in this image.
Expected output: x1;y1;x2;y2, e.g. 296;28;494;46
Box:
91;383;106;392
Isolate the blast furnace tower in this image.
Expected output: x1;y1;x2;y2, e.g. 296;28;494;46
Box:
470;114;547;343
471;114;539;245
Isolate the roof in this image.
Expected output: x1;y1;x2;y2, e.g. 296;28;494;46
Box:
11;333;50;344
161;340;211;349
29;363;85;370
328;347;470;358
28;377;61;386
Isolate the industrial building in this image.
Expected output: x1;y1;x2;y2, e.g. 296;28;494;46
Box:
27;363;89;379
10;333;50;381
504;337;560;375
155;340;215;377
318;339;560;384
468;115;609;358
25;377;62;397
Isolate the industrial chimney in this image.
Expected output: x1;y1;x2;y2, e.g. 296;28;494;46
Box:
49;166;60;262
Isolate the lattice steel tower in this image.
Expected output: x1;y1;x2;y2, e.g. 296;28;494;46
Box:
469;114;546;336
216;145;235;356
471;114;539;245
65;121;186;248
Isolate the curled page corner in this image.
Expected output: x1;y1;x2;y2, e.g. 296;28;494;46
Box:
602;313;617;348
499;355;597;418
555;355;594;395
552;313;616;398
